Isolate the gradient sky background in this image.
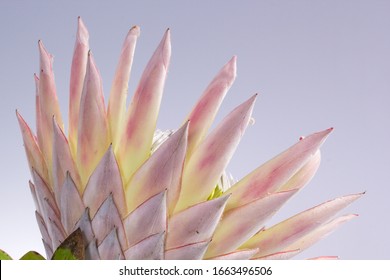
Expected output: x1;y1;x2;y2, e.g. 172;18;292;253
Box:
0;0;389;259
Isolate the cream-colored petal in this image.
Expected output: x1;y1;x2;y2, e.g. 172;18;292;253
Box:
108;26;140;148
125;122;188;214
226;128;333;210
69;17;89;158
16;111;49;186
205;190;297;258
185;56;237;156
279;150;321;192
37;40;63;173
244;193;363;258
117;29;171;184
284;214;358;258
52;117;81;201
176;94;257;212
77;52;110;188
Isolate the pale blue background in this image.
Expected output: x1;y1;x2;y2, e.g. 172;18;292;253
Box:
0;0;389;259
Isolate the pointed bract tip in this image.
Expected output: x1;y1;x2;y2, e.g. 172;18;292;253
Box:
38;40;47;53
163;28;171;44
316;127;333;138
16;111;29;129
152;29;171;71
16;112;29;132
326;127;334;134
224;56;237;77
86;50;98;68
228;55;237;66
165;29;171;42
225;94;258;129
130;25;141;36
173;121;190;142
339;192;365;203
15;110;25;123
183;119;190;129
38;40;52;73
77;17;89;45
304;127;334;145
246;93;258;106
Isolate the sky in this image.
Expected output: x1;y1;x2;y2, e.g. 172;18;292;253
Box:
0;0;389;259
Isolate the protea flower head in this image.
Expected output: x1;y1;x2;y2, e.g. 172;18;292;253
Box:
11;17;362;260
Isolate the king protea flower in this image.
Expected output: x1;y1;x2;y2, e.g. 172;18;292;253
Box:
10;17;362;260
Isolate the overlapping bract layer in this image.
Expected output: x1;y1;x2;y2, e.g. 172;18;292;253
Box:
17;18;362;260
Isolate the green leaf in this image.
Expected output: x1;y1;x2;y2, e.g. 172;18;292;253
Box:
20;251;46;260
51;228;85;260
51;248;78;260
0;249;12;260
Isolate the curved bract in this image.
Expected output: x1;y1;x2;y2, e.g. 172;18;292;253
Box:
12;17;363;260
